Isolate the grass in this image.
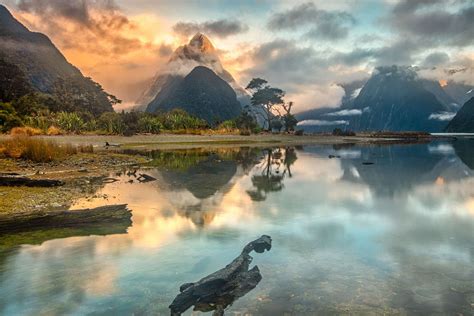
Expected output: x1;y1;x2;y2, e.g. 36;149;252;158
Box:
0;136;93;163
10;126;42;136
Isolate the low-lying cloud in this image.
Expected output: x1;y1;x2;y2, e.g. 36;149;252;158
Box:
429;112;456;121
298;120;349;126
324;109;362;117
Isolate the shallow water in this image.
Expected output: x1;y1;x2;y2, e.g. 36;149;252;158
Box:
1;141;473;315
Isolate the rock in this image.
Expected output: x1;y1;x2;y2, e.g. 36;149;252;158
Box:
169;235;272;316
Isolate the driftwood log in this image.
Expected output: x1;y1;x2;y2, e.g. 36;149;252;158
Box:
0;204;132;236
0;176;64;187
169;235;272;316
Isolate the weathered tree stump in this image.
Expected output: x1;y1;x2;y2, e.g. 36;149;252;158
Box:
0;176;64;187
169;235;272;316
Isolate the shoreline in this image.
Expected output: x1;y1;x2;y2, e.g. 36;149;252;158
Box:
0;133;453;151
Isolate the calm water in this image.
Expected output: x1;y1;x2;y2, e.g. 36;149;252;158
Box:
1;141;473;315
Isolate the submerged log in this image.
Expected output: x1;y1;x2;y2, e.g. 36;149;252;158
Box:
0;204;132;236
0;176;64;187
169;235;272;316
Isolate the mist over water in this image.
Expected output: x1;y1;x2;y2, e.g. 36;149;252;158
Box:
0;141;473;315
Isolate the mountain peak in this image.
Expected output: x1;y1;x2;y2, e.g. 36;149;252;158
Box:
189;32;215;52
0;4;30;35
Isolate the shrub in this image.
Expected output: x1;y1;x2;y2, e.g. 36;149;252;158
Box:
0;102;23;133
138;115;163;134
10;126;42;136
235;111;257;132
98;112;126;134
57;112;85;133
283;113;298;132
23;114;54;132
159;109;207;130
270;119;283;132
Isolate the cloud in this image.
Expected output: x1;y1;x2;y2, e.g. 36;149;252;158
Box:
173;19;248;39
267;2;356;41
423;52;450;67
15;0;143;55
298;119;349;126
429;112;456;121
324;109;362;117
331;39;419;67
387;1;474;47
17;0;118;25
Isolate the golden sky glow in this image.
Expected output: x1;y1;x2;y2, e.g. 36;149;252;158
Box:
1;0;473;112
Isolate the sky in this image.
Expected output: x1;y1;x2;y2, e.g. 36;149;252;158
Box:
1;0;473;112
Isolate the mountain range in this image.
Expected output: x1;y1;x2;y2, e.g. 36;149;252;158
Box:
0;5;114;115
297;66;474;133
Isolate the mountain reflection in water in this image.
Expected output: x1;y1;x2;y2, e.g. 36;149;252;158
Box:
0;142;473;315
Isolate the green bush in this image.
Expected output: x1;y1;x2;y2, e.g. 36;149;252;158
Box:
218;120;237;131
57;112;85;133
98;112;126;134
24;115;54;132
160;109;207;130
235;111;258;132
0;102;22;133
138;115;163;134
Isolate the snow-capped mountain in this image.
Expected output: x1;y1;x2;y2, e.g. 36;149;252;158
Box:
135;33;249;110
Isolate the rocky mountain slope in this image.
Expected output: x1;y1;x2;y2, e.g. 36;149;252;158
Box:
0;4;113;114
445;97;474;132
146;66;241;124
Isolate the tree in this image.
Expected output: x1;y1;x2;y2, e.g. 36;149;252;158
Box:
0;102;22;133
246;78;285;131
235;108;258;132
0;58;32;103
282;101;298;132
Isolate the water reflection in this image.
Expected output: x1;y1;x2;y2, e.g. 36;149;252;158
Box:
0;142;473;315
247;148;297;201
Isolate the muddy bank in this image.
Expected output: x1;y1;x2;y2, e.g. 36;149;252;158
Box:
0;152;148;216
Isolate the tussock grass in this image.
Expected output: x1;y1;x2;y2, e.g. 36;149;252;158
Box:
0;136;93;163
10;127;42;136
46;126;63;136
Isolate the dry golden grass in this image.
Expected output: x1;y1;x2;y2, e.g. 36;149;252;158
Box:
47;126;63;136
10;127;43;136
0;136;93;163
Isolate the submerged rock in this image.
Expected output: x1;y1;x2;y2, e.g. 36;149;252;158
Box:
169;235;272;316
